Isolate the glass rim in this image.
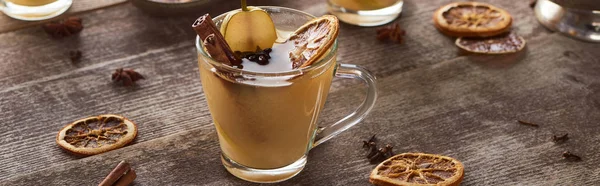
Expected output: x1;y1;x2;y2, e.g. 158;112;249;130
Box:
195;6;338;76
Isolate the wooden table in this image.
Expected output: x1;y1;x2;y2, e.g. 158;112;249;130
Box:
1;0;599;185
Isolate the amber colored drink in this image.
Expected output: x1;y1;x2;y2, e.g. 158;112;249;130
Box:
198;46;336;169
6;0;56;6
329;0;399;10
327;0;403;26
1;0;71;21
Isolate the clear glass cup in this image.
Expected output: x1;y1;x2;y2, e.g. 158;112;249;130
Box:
196;7;378;183
0;0;72;21
535;0;600;42
327;0;403;27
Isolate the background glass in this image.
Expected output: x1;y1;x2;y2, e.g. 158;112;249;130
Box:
196;7;377;183
535;0;600;42
0;0;72;21
328;0;403;26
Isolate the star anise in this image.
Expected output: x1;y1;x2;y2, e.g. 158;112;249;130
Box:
112;68;145;86
376;23;406;43
43;17;83;38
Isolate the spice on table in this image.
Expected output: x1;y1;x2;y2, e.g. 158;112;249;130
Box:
114;169;136;186
369;150;385;163
366;142;378;159
369;145;394;164
383;144;394;156
376;23;405;43
562;151;582;161
364;135;379;159
361;135;395;164
43;17;83;38
112;68;145;86
99;161;137;186
69;50;82;63
517;120;539;127
362;134;377;148
552;133;569;143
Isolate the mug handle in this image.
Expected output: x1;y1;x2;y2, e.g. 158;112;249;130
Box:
312;63;378;147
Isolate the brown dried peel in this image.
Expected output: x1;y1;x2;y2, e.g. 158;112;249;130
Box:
456;32;526;54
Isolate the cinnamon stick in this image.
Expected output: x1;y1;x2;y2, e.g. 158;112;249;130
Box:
192;14;241;66
99;161;130;186
113;169;137;186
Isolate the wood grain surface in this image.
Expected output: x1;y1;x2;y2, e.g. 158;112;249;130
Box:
1;0;599;185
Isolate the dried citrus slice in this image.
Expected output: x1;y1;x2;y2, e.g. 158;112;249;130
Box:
456;32;526;54
288;15;339;69
433;2;512;37
369;153;464;186
56;114;138;155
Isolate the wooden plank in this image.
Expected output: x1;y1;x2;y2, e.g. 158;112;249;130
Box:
0;0;282;91
0;0;548;93
0;0;127;33
3;33;600;185
0;0;596;184
0;0;558;181
0;0;289;181
332;0;552;78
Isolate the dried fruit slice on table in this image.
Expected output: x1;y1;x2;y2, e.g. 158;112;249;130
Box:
456;32;526;54
288;15;339;69
369;153;464;186
56;114;138;155
433;2;512;37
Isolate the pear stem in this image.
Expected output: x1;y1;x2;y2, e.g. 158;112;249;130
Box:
241;0;248;11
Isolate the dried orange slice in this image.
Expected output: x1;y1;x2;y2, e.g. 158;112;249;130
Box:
369;153;464;186
456;32;526;54
288;15;339;69
433;2;512;37
56;114;138;155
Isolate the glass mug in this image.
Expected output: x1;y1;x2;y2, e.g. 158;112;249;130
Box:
327;0;403;26
196;7;377;183
0;0;72;21
534;0;600;42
